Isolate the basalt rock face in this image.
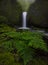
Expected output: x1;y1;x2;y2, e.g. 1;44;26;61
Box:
27;0;48;28
0;0;22;27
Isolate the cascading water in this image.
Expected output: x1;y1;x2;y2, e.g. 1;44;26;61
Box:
22;12;27;28
18;0;36;30
18;12;30;30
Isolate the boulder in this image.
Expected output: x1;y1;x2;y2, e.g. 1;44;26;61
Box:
27;0;48;28
0;0;23;27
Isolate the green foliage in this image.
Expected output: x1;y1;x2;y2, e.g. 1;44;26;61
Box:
0;24;16;32
0;16;8;23
29;58;48;65
4;31;47;50
0;24;48;65
0;52;22;65
0;52;15;65
0;0;22;26
0;24;16;52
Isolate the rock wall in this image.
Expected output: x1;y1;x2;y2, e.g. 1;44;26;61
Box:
27;0;48;28
0;0;22;27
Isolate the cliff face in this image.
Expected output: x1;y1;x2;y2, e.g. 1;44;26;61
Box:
27;0;48;28
0;0;22;27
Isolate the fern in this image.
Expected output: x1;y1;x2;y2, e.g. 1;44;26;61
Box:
14;40;35;65
13;32;47;65
0;24;48;65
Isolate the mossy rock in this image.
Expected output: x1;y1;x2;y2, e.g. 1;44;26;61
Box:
0;52;15;65
0;52;23;65
0;0;22;27
27;0;48;28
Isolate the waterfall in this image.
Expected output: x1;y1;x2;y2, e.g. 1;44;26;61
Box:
17;0;36;30
22;12;27;28
18;12;30;30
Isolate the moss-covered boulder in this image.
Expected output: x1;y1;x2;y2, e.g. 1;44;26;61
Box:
0;0;22;27
27;0;48;28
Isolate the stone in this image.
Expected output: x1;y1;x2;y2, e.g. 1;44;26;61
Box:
0;0;23;27
27;0;48;28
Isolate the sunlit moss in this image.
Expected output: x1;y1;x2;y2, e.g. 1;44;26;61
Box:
17;0;35;11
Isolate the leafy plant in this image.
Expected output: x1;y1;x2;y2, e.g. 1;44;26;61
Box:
0;52;15;65
0;24;48;65
12;31;47;65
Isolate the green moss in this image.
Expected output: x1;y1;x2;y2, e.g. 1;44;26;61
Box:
0;16;8;23
0;0;22;26
0;52;15;65
0;24;16;32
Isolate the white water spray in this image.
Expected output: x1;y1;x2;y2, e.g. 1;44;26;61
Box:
18;12;29;29
22;12;27;28
18;0;36;30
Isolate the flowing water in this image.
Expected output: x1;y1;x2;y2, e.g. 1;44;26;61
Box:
18;0;36;30
18;12;30;29
22;12;27;27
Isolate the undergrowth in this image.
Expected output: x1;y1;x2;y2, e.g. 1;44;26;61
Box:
0;24;48;65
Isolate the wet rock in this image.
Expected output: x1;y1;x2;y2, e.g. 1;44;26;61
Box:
27;0;48;28
0;0;23;27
